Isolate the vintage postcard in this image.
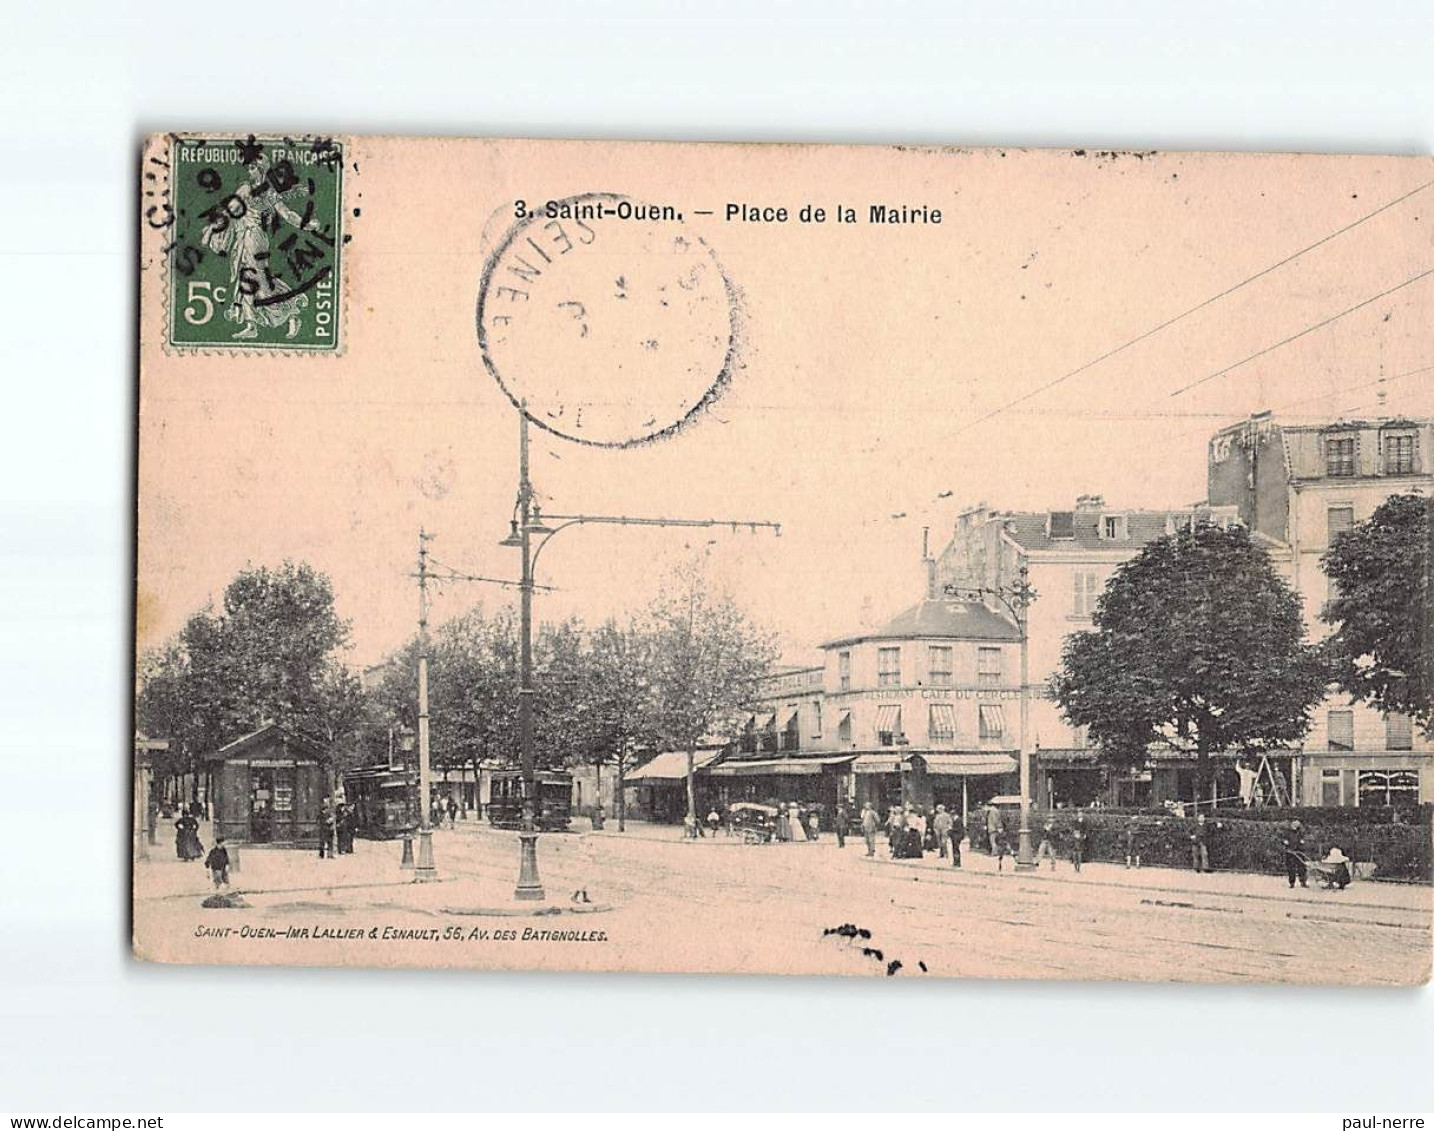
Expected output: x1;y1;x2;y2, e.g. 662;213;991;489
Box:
134;133;1432;983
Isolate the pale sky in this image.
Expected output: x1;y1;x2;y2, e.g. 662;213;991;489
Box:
137;140;1434;669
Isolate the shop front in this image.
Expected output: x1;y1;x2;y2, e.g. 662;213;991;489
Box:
852;751;1016;817
707;754;855;814
622;747;726;823
206;723;328;847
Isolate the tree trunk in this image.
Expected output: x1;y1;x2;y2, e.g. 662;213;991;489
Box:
1194;742;1211;812
471;754;481;819
685;745;697;822
616;743;627;833
593;759;602;820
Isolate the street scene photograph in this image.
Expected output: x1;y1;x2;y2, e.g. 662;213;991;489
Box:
133;135;1433;984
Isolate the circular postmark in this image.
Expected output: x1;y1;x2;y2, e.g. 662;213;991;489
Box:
476;192;739;447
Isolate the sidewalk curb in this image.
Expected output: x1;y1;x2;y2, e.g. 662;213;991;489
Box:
860;853;1429;917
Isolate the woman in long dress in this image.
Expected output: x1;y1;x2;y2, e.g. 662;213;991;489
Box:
201;155;315;341
174;812;202;861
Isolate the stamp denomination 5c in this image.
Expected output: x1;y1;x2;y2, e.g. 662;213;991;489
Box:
164;134;344;352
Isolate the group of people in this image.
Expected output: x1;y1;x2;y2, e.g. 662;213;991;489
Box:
429;793;460;829
171;805;232;890
317;802;358;858
855;802;969;866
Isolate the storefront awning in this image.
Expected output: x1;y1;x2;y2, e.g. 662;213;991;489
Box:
755;712;777;729
1036;748;1101;765
709;755;855;778
912;752;1017;776
626;749;724;782
780;706;800;727
852;753;906;775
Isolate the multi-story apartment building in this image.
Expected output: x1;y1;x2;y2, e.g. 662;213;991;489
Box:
1208;411;1433;808
934;496;1249;808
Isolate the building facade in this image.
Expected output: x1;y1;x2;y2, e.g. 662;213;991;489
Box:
1208;411;1433;808
934;495;1250;808
719;597;1024;817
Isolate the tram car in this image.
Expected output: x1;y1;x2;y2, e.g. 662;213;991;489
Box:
486;768;573;831
342;764;418;839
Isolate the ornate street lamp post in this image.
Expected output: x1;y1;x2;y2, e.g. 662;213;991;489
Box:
499;403;781;902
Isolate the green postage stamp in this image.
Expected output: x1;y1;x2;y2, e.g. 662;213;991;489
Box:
164;134;343;352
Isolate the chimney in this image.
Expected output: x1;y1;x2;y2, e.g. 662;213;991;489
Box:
1074;494;1106;512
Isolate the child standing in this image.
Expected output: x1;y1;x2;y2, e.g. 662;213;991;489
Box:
204;838;231;889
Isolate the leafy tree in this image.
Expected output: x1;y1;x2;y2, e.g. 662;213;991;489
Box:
1322;493;1432;733
584;617;661;830
135;562;361;785
1052;524;1327;802
645;562;779;821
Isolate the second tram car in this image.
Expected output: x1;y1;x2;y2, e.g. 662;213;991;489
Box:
486;769;573;831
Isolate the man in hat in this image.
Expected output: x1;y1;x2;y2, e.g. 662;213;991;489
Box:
860;802;880;857
1281;820;1308;889
932;805;953;859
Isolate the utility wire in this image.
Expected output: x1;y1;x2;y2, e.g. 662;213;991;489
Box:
955;177;1434;433
1168;267;1434;398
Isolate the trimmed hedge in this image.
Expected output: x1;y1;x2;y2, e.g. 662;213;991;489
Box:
1002;809;1431;881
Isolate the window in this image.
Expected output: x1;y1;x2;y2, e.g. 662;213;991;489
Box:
1048;511;1075;540
978;703;1006;743
1384;433;1416;475
927;645;953;686
780;707;800;752
876;704;903;747
877;647;901;688
1102;514;1128;540
812;700;823;738
1386;712;1413;751
1324;436;1356;477
837;710;852;745
928;703;956;743
977;646;1002;686
1358;769;1420;808
1326;506;1354;548
1320;768;1344;807
838;650;851;692
1327;710;1355;751
1072;569;1099;618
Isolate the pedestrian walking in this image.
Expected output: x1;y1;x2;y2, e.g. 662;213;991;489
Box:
887;806;906;857
706;807;721;838
992;825;1009;871
1190;813;1213;874
174;811;202;862
948;809;964;867
806;809;820;842
834;804;850;849
860;803;879;857
932;805;953;859
985;804;1002;856
1282;820;1308;888
204;838;231;889
318;802;335;858
446;795;458;828
1123;819;1141;869
1071;813;1088;873
337;804;356;855
1036;818;1058;870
